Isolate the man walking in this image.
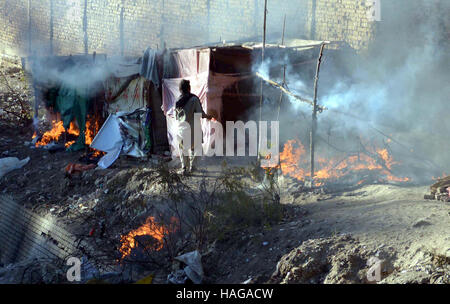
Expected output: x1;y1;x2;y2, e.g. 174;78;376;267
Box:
175;79;213;174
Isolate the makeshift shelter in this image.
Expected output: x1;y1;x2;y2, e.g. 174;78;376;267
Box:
160;39;329;157
25;54;107;152
91;53;169;167
24;38;333;167
24;52;170;164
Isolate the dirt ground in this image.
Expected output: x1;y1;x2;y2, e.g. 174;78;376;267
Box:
0;59;449;284
202;182;450;284
1;127;449;284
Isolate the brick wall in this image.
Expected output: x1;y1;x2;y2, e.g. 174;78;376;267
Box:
0;0;390;58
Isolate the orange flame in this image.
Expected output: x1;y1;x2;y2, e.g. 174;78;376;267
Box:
279;139;410;185
119;217;178;259
34;116;102;154
65;140;75;148
35;121;65;147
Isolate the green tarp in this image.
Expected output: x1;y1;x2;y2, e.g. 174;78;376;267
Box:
46;83;91;152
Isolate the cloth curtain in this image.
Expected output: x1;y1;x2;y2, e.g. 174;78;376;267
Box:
104;77;147;114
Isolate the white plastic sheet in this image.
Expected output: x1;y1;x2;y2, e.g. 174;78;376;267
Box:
90;114;123;169
174;250;204;284
0;157;30;179
90;110;146;169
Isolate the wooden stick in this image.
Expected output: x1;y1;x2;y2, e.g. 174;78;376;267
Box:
276;14;287;121
255;72;327;110
276;14;287;170
258;0;268;161
310;43;326;185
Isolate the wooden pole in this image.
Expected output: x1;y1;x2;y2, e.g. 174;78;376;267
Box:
310;43;325;186
258;0;267;161
276;14;286;173
276;14;287;122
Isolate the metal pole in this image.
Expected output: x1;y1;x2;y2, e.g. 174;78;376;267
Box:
310;43;325;186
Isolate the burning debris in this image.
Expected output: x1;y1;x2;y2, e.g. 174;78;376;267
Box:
119;216;179;260
34;116;102;153
279;138;410;187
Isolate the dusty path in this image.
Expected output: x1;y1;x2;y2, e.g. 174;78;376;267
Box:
204;183;450;283
270;184;450;283
295;185;449;253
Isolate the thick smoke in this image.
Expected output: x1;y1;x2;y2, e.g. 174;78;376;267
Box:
318;1;449;180
258;0;450;182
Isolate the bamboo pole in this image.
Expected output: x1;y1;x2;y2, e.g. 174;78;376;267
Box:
310;43;326;186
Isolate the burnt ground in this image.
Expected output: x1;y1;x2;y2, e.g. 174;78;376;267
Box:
1;59;449;284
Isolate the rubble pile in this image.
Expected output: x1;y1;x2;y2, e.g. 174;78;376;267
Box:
269;235;394;284
424;176;450;202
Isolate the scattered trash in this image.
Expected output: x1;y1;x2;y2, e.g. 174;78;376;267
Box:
168;250;204;284
0;156;30;179
168;269;189;284
44;142;66;153
262;241;269;246
65;163;96;176
79;152;102;164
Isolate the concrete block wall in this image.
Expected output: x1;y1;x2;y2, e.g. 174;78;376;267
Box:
308;0;376;50
0;0;389;58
